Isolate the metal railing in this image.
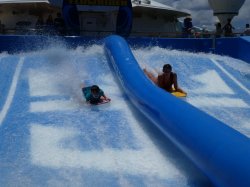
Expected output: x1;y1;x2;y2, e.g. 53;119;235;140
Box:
0;27;249;39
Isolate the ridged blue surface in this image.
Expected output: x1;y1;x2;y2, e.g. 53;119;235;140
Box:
0;34;249;186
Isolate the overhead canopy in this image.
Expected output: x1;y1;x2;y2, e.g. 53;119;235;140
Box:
0;0;58;15
0;0;190;18
0;0;49;3
132;1;190;18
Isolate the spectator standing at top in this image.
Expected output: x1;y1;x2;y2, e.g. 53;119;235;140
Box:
46;15;54;26
54;13;65;35
222;18;234;37
244;24;250;36
36;16;44;28
215;22;223;37
183;16;193;38
45;14;54;35
35;16;44;34
0;20;5;34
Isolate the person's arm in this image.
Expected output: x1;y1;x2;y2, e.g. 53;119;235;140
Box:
173;73;186;94
100;90;111;101
100;95;111;101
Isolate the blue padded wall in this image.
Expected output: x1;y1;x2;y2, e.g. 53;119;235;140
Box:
127;36;250;64
1;35;250;64
215;37;250;63
0;35;101;53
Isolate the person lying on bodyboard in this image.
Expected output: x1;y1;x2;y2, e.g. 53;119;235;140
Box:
82;85;111;105
143;64;187;97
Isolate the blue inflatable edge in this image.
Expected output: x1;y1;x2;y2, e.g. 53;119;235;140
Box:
104;35;250;187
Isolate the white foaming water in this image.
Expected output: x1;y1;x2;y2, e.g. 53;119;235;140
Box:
190;70;234;94
1;44;208;186
133;46;250;137
188;97;249;108
29;69;63;96
28;66;185;178
2;42;249;186
30;122;181;179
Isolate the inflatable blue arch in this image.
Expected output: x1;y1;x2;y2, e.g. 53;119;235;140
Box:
104;35;250;187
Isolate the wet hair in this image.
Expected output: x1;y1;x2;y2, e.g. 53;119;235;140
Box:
91;85;100;93
89;85;101;104
162;64;172;73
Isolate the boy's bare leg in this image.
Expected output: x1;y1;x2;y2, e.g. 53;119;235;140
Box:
143;68;158;85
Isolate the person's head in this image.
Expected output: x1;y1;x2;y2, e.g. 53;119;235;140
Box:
89;85;101;104
91;85;100;97
162;64;172;73
216;22;221;28
227;18;231;23
246;24;250;28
